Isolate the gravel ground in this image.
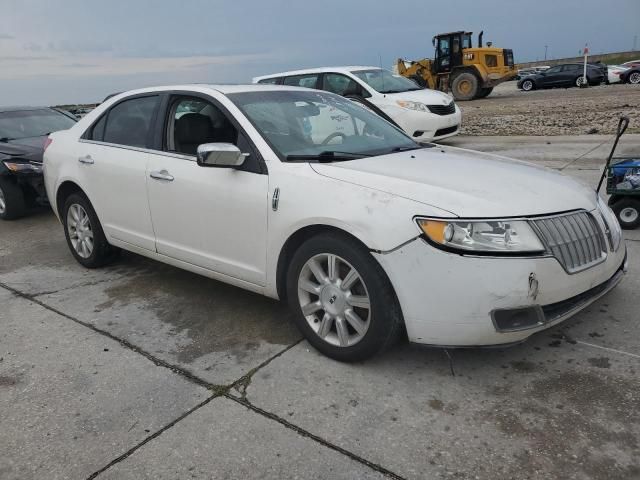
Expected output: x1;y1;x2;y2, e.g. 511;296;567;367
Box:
459;82;640;136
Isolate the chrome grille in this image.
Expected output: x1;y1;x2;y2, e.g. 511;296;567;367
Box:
427;102;456;115
532;212;606;273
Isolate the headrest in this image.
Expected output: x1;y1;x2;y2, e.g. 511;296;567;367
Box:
175;113;214;144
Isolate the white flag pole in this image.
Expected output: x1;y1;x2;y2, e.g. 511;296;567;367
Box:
582;44;589;88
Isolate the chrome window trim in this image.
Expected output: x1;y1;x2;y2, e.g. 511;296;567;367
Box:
78;139;196;162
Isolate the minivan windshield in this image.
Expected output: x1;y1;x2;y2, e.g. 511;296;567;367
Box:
0;109;76;141
228;90;420;162
351;69;422;94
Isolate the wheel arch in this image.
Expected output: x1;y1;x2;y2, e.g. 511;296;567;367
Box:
55;180;85;218
275;224;375;302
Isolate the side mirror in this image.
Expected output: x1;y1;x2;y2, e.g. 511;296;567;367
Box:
196;143;248;168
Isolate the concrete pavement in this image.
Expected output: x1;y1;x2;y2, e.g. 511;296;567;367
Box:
1;137;639;479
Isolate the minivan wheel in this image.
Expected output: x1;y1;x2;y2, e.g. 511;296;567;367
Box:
611;198;640;229
0;179;27;220
521;79;534;91
286;233;402;362
62;192;119;268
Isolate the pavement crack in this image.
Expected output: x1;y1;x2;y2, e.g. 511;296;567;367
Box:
0;281;219;391
226;394;407;480
87;393;219;480
30;277;116;298
230;338;303;400
444;348;456;377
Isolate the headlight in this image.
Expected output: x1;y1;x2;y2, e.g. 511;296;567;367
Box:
396;100;429;112
3;161;42;173
597;196;622;251
417;218;546;253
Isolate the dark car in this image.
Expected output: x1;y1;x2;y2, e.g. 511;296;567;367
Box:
620;66;640;85
517;63;605;91
0;106;76;219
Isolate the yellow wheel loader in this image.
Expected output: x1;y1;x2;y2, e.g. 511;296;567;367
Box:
396;31;516;101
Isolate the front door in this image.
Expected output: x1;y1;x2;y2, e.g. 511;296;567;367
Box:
145;94;269;286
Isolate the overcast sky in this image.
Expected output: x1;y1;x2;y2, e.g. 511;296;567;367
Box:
1;0;638;105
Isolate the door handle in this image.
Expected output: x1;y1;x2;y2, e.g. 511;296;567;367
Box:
150;170;174;182
78;155;94;165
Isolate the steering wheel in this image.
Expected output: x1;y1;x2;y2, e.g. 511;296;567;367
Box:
321;132;348;145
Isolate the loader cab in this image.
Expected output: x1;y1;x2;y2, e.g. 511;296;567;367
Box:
433;31;472;73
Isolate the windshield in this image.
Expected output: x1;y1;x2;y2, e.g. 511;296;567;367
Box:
228;90;419;161
0;109;76;141
351;69;422;94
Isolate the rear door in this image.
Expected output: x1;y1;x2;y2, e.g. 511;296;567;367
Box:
76;94;159;251
145;92;269;286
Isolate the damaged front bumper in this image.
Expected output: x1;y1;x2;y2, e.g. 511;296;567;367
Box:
373;238;628;347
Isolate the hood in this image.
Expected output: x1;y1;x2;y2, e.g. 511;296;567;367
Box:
384;89;454;105
310;146;598;218
0;137;45;162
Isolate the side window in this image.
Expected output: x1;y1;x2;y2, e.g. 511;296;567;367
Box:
258;78;280;85
322;74;362;96
546;66;562;74
102;96;158;148
88;114;107;141
283;74;319;89
167;96;261;173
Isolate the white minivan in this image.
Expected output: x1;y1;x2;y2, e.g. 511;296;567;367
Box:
254;67;462;142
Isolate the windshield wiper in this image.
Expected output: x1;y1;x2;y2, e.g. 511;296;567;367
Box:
389;145;423;153
286;151;372;163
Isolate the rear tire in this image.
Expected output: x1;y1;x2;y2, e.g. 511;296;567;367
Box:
475;87;493;99
520;79;535;92
611;198;640;230
62;192;120;268
628;72;640;84
451;72;479;101
576;76;587;87
0;179;27;220
286;232;403;362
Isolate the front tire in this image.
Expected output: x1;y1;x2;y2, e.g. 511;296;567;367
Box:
286;233;402;362
451;72;479;101
62;192;119;268
0;179;27;220
611;198;640;230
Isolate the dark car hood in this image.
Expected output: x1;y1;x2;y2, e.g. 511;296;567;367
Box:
0;137;45;162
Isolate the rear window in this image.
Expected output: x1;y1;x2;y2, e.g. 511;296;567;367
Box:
0;109;76;141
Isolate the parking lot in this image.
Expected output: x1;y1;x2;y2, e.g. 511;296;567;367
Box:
2;134;639;480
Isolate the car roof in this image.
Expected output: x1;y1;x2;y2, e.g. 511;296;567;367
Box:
103;84;322;103
253;66;382;82
0;106;51;113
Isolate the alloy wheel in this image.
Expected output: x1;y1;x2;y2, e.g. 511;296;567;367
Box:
522;80;533;91
297;253;371;348
630;72;640;84
576;76;586;87
0;186;5;215
67;204;94;258
620;206;639;223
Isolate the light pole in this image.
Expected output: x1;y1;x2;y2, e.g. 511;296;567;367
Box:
544;45;548;61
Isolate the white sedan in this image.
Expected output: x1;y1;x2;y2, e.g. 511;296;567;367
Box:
607;65;630;84
44;84;627;361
